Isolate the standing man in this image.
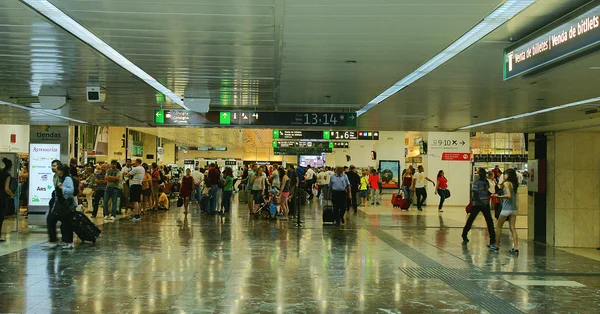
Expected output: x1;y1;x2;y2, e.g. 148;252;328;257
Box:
124;158;144;222
121;158;132;211
316;168;327;199
368;169;380;206
207;163;220;215
104;160;120;221
191;166;204;203
69;158;78;177
304;165;316;201
346;165;361;213
412;165;435;211
328;167;351;226
91;164;107;218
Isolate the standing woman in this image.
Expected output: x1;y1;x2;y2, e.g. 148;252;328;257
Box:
52;165;76;249
0;158;16;243
250;167;266;214
222;167;234;214
141;164;153;214
434;170;448;212
491;169;520;253
359;170;369;207
179;168;194;214
279;168;290;220
401;168;413;205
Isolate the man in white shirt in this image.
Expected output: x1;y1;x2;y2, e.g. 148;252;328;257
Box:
191;167;204;202
316;168;327;199
304;165;316;200
124;158;145;222
121;158;132;210
411;165;435;211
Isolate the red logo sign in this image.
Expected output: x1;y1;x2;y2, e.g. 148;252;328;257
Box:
441;152;471;161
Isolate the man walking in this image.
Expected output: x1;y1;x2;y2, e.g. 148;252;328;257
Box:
91;164;107;218
328;167;351;226
412;165;435;211
346;165;361;213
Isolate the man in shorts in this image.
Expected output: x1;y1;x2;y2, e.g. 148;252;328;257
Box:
125;159;144;222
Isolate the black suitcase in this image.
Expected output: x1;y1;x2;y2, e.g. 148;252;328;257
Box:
71;211;101;243
200;195;209;212
322;202;337;224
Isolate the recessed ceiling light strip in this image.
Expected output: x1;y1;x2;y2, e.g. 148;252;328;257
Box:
19;0;188;110
357;0;536;117
458;96;600;129
0;100;89;124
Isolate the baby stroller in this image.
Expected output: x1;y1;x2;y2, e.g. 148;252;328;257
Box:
253;189;278;220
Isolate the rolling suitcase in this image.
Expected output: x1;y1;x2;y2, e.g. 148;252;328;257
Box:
71;211;101;244
322;201;336;224
391;193;404;208
200;194;209;212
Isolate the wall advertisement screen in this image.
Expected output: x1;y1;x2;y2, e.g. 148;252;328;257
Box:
379;160;400;189
28;144;60;206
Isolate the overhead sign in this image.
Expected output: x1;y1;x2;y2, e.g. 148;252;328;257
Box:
330;130;380;140
272;140;348;149
272;130;328;140
28;144;60;207
274;147;333;155
473;154;529;163
504;3;600;80
29;125;69;162
428;132;470;161
155;110;357;127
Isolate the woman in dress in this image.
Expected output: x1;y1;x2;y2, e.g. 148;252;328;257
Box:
179;168;194;214
278;168;290;220
0;158;16;243
251;167;266;214
434;170;448;212
491;169;520;253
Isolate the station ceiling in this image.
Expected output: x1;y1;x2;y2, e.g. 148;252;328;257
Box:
0;0;598;133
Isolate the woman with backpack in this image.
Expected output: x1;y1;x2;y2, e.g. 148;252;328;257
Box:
49;164;76;249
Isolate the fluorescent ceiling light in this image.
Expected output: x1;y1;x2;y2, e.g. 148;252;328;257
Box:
20;0;188;110
458;96;600;129
357;0;536;117
0;100;89;124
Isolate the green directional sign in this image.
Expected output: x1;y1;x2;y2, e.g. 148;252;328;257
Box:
220;111;231;125
347;113;357;127
155;110;165;124
273;130;280;139
329;142;334;149
323;130;330;140
272;140;278;148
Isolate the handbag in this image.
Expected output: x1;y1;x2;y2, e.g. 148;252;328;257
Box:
177;197;184;207
465;203;472;214
444;189;451;198
53;196;76;216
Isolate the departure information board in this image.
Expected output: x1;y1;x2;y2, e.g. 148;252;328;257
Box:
155;110;357;127
271;129;379;140
272;141;348;149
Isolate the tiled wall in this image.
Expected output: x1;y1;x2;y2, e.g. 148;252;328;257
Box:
548;132;600;248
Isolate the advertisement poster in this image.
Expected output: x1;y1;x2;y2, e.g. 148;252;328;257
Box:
28;144;61;206
379;160;400;189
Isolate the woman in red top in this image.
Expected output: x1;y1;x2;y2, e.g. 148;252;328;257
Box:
179;168;194;214
434;170;448;212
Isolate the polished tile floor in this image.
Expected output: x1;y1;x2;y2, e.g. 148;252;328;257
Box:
1;196;600;313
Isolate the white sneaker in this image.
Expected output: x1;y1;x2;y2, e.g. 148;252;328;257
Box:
103;215;109;220
42;242;59;248
61;243;74;249
109;216;116;221
132;217;141;222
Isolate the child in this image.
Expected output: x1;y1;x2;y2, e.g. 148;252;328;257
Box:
158;191;169;210
359;170;369;207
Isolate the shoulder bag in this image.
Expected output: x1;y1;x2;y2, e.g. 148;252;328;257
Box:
53;196;76;216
